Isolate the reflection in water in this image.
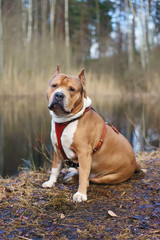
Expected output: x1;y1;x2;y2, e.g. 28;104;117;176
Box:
0;96;159;177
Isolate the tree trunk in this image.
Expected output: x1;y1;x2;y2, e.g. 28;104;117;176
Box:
0;0;3;73
50;0;56;43
95;0;100;58
34;0;38;34
140;0;149;69
64;0;70;69
145;0;150;50
27;0;32;43
22;0;27;45
125;0;133;69
41;0;47;41
79;0;84;63
118;1;122;55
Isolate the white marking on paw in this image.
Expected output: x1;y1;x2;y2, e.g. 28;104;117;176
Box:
42;179;55;188
73;192;87;202
42;163;62;188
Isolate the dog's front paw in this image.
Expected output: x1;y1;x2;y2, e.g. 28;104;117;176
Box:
42;180;55;188
73;192;87;202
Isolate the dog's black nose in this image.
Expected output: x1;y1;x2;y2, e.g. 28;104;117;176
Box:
54;92;64;101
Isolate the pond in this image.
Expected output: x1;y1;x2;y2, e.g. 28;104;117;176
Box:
0;95;159;177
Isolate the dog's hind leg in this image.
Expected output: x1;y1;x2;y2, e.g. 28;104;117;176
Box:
90;172;132;184
135;162;141;172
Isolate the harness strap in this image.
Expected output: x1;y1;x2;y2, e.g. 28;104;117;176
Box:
93;122;107;153
108;123;119;134
55;122;69;160
93;122;119;153
54;106;119;167
55;106;92;165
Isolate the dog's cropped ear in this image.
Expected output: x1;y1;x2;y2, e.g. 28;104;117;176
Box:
78;68;86;87
49;64;60;85
57;64;60;73
78;68;87;98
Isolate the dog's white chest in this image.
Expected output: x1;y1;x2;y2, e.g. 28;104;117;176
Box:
51;119;78;159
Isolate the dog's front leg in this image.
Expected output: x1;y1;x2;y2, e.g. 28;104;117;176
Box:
73;151;92;202
42;150;62;188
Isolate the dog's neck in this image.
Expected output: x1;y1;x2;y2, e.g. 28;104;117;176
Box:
50;97;92;123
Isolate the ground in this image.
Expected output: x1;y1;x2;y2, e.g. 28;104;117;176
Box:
0;151;160;240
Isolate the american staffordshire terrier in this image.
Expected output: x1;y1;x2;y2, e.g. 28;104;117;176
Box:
42;65;140;202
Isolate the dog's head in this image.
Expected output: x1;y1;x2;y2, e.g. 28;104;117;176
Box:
47;65;87;116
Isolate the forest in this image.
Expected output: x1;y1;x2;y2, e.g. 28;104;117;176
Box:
0;1;160;239
0;0;160;96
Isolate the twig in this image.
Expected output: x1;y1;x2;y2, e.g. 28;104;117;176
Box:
18;236;32;240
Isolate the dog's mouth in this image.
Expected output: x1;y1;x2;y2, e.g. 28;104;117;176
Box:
52;103;63;110
48;102;71;114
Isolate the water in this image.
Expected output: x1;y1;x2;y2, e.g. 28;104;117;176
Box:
0;96;159;177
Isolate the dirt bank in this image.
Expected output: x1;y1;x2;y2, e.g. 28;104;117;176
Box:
0;150;160;239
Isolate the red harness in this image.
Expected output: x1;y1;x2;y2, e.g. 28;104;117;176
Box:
54;106;119;167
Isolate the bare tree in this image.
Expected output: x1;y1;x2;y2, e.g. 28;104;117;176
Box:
125;0;133;69
64;0;70;69
145;0;150;48
41;0;47;40
95;0;100;57
0;0;3;73
139;0;149;69
22;0;27;45
34;0;38;35
50;0;56;43
118;1;123;54
129;0;136;54
27;0;33;43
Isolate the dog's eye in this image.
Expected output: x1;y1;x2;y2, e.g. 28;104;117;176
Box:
69;87;75;92
52;84;57;88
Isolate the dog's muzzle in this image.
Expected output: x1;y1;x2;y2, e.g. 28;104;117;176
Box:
48;92;65;110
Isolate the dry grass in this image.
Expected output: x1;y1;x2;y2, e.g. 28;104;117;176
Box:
1;41;160;97
0;150;160;239
1;61;121;97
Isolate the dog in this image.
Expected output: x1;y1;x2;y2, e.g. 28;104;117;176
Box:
42;65;140;202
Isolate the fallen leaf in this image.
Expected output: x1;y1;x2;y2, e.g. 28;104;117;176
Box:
60;213;65;219
108;210;118;217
